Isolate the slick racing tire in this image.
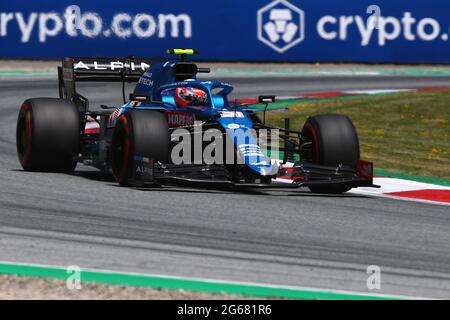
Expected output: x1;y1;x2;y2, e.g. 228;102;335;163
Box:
111;110;170;186
16;98;80;172
301;114;360;194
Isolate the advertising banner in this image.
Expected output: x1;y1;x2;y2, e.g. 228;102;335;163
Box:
1;0;450;63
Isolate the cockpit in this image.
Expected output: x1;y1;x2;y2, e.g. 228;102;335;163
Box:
158;80;233;110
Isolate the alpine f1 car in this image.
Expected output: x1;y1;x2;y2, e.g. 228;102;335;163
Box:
16;49;378;193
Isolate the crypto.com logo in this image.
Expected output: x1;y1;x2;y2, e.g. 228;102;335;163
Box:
257;0;305;53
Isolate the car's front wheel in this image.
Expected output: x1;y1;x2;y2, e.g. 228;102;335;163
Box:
301;114;360;194
111;110;170;186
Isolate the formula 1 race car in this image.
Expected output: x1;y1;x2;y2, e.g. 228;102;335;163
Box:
16;49;378;193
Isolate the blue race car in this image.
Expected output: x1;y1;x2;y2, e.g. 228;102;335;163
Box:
16;49;377;193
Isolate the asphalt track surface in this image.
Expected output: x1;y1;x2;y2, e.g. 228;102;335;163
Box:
0;73;449;299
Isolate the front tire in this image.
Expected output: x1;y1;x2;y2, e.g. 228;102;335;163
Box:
301;114;360;194
16;98;80;172
111;110;170;186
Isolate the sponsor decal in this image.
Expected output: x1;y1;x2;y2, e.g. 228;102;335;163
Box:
74;60;150;71
166;111;195;127
251;160;270;166
227;123;240;129
133;156;154;180
135;165;152;174
256;2;450;53
138;74;154;86
220;111;244;118
0;6;192;43
257;0;305;53
316;11;450;46
128;101;142;108
238;144;265;157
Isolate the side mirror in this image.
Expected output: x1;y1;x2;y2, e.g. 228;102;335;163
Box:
258;96;276;124
258;95;276;104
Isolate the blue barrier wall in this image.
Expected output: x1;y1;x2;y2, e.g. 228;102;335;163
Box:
1;0;450;63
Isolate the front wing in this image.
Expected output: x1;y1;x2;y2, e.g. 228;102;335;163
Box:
127;157;379;190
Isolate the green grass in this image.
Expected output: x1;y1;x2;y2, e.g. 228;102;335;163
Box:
262;91;450;180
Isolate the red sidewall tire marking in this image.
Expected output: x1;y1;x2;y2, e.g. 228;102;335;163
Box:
303;123;320;164
116;115;132;184
20;103;32;167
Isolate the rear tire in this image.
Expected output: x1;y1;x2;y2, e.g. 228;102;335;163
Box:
111;110;170;186
301;114;360;194
16;98;80;172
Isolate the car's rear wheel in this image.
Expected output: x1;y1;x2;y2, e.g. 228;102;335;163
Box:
301;114;360;194
111;110;170;186
16;98;80;172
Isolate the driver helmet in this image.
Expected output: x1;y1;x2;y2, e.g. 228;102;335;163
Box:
174;87;208;107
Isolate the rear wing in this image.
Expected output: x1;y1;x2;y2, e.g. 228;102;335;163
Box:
58;57;152;106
